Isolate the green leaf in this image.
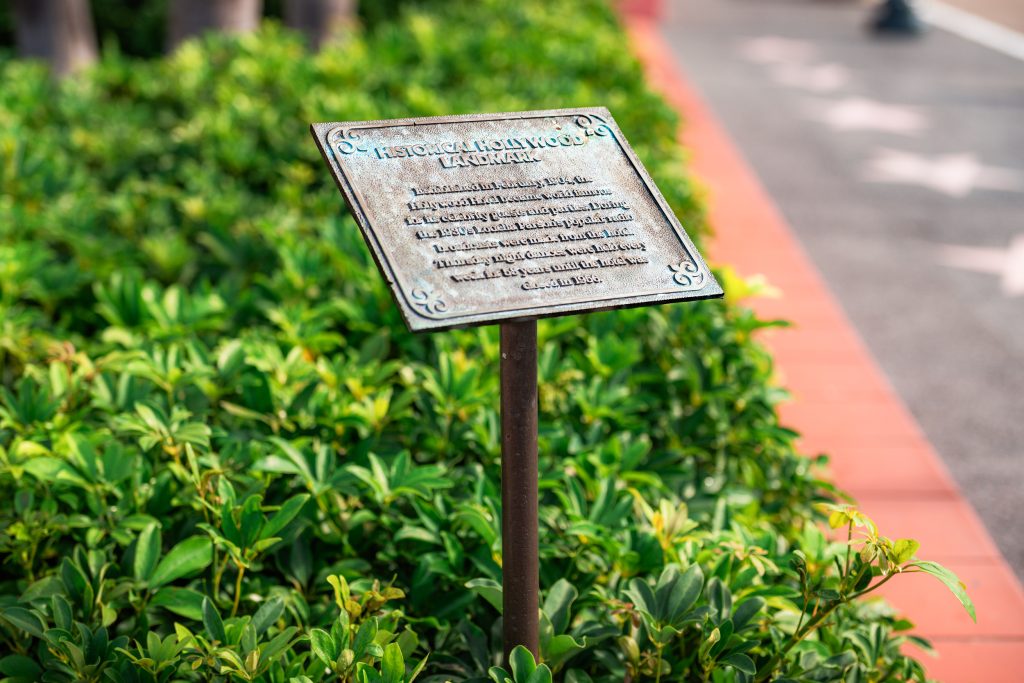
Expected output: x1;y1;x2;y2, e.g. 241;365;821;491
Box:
238;494;264;548
22;457;88;488
16;577;59;605
50;595;72;631
653;564;680;617
0;607;44;638
542;579;577;635
202;597;227;643
262;626;299;661
565;670;593;683
134;523;162;582
0;654;42;677
488;666;512;683
625;577;656;619
382;642;404;683
708;619;734;658
509;645;536;681
266;438;316;487
732;597;765;630
310;628;339;667
466;578;503;612
706;577;732;624
358;663;384;683
543;634;584;667
60;557;90;604
151;587;205;620
252;597;285;635
149;536;212;589
526;664;553;683
407;654;429;683
666;564;704;623
910;561;976;622
353;618;378;659
260;494;309;540
724;653;756;675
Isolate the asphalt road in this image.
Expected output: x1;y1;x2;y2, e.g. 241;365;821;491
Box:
661;0;1024;576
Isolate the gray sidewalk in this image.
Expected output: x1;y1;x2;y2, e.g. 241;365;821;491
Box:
661;0;1024;576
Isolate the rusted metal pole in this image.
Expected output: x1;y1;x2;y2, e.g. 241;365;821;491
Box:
500;320;539;661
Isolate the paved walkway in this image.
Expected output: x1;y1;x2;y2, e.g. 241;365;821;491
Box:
660;0;1024;579
621;2;1024;680
655;0;1024;581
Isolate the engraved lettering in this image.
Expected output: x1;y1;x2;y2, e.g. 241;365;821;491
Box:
313;110;718;330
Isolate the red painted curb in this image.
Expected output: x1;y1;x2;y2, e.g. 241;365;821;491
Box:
617;0;664;20
621;14;1024;682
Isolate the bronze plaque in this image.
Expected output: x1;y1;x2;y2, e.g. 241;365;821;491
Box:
311;107;722;332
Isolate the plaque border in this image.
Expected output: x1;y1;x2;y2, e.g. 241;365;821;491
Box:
311;107;723;332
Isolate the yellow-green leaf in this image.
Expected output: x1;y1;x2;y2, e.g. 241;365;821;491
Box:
891;539;920;566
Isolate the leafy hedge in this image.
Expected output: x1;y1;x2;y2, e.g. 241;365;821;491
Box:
0;1;969;681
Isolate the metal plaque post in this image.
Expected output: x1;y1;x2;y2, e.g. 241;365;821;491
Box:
310;107;724;666
500;320;539;660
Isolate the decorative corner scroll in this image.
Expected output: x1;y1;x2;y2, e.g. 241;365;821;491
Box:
326;127;368;156
668;259;706;290
573;114;613;138
410;287;449;316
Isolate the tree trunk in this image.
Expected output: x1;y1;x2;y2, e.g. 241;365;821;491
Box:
167;0;264;50
284;0;355;50
12;0;98;77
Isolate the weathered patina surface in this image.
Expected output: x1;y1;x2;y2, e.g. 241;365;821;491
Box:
311;107;721;331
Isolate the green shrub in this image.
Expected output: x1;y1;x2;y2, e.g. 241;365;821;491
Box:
0;1;971;681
